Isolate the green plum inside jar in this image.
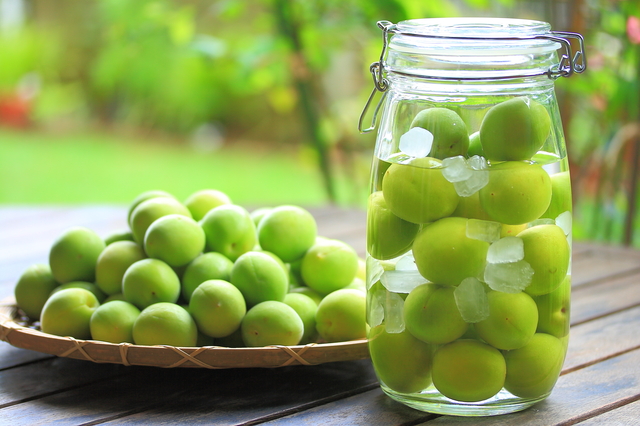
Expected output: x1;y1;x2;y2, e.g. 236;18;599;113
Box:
478;161;552;225
381;157;459;224
367;191;420;260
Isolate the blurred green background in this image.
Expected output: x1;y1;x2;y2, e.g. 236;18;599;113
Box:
0;0;638;245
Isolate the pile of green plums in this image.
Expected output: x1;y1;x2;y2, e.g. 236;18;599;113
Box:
367;97;571;404
14;189;368;349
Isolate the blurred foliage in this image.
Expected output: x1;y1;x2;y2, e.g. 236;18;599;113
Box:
0;0;639;220
89;0;225;131
560;0;639;161
557;0;640;245
0;0;499;204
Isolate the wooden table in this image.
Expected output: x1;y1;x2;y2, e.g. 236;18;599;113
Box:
1;206;639;425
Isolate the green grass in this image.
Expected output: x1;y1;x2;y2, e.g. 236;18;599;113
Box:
0;129;366;207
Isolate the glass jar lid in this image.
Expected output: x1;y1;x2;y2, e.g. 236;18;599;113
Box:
370;18;586;87
391;18;559;56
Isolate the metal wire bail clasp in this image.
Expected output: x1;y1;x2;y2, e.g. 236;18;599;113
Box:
548;31;587;79
358;21;394;134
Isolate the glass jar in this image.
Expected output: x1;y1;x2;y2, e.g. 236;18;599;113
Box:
361;18;585;416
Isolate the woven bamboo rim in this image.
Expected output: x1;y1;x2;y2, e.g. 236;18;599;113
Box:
0;297;369;368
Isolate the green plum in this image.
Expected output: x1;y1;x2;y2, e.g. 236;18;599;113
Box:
288;258;304;287
474;291;538;350
196;331;216;347
410;107;469;159
412;217;489;286
132;302;198;347
200;204;257;262
95;240;146;296
288;286;323;305
188;279;246;338
257;205;317;263
230;251;288;307
129;196;192;244
500;223;528;238
144;214;206;267
533;276;571;338
104;293;126;303
403;284;468;344
432;339;506;402
51;281;107;303
343;277;366;293
368;325;433;394
250;207;272;227
367;191;420;260
283;292;319;344
541;171;572;219
104;230;135;245
14;264;59;320
467;131;484;157
459;323;485;342
300;239;359;296
480;97;551;161
315;289;366;343
89;300;140;343
372;157;393;192
49;227;105;284
381;157;459;224
184;189;232;221
451;191;492;220
215;327;245;347
479;161;552;225
122;258;181;309
181;252;233;302
520;224;570;296
504;333;565;398
40;288;100;339
258;250;290;282
126;190;175;226
241;300;304;347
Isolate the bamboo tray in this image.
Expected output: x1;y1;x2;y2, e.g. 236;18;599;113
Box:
0;298;369;369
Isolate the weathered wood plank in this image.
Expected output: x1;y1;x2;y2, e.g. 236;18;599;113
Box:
577;399;640;425
0;359;378;425
0;206;127;245
572;248;640;288
565;305;640;373
0;206;73;223
0;364;195;425
0;343;52;370
0;357;126;408
259;387;433;426
571;272;640;326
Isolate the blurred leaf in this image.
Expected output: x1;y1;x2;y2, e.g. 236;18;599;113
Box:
191;35;226;58
33;83;87;121
267;86;298;114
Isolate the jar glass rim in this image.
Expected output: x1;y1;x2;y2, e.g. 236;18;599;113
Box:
395;17;552;38
390;18;560;55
